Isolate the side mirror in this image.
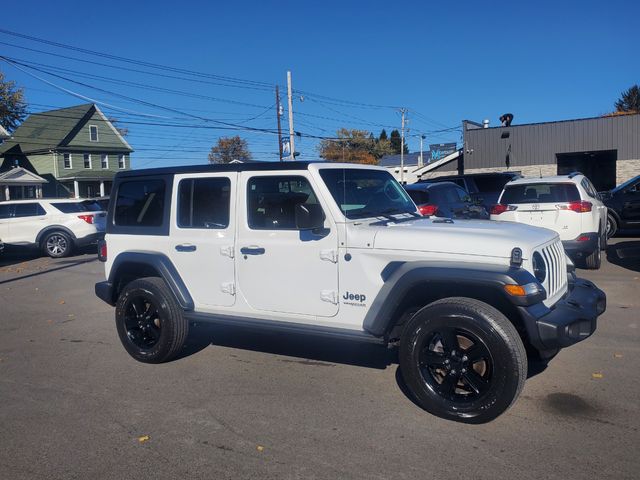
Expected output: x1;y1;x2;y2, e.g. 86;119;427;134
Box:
295;203;325;230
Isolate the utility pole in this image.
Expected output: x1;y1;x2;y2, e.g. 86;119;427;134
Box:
275;85;283;161
419;134;425;167
400;108;407;184
287;71;296;161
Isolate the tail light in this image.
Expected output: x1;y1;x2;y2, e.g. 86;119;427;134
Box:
490;204;517;215
557;201;592;213
97;240;107;262
419;204;438;216
78;214;94;224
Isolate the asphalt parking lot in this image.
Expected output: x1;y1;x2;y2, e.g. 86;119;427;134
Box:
1;239;639;480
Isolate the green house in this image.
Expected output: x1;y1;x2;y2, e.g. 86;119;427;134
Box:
0;103;133;199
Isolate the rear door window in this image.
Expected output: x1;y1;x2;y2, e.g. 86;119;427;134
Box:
13;203;46;217
501;183;580;204
178;177;231;229
115;179;165;227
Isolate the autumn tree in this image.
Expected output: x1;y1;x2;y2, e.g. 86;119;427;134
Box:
615;85;640;113
0;70;27;132
208;136;253;164
319;129;378;164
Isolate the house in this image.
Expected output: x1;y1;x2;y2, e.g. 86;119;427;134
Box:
0;104;133;199
0;167;48;201
0;124;9;142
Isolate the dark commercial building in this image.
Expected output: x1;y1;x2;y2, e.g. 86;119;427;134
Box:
448;113;640;191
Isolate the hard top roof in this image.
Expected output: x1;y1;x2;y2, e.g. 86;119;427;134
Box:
505;174;584;186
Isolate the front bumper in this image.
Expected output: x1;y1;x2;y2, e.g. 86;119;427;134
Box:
519;277;606;351
562;232;598;259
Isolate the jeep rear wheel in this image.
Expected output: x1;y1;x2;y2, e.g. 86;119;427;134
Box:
115;277;188;363
399;297;527;424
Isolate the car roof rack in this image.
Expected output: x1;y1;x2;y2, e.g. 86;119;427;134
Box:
567;171;583;179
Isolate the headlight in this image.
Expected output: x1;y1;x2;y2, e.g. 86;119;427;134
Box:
532;252;546;282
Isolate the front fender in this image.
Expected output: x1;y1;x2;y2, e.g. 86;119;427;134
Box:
363;261;539;336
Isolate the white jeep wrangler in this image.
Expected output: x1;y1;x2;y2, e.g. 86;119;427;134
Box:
95;162;606;423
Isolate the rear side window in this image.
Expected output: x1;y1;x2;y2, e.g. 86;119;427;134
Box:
178;177;231;229
581;178;598;199
406;189;430;205
501;183;580;204
51;202;93;213
473;176;511;192
115;180;165;227
13;203;46;218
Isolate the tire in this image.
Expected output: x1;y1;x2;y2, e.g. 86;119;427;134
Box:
42;231;73;258
399;297;527;424
585;236;602;269
606;214;617;239
115;277;188;363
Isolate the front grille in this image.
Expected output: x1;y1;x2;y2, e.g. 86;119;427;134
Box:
540;241;567;301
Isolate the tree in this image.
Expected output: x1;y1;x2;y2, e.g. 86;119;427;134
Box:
379;129;388;141
208;136;253;164
615;85;640;113
389;129;409;154
318;129;378;164
108;117;129;137
0;70;27;132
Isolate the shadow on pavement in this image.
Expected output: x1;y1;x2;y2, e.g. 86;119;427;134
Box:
606;241;640;272
178;321;398;370
0;257;98;285
0;245;97;268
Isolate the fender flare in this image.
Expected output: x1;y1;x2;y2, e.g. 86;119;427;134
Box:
108;251;194;310
362;261;539;337
36;225;77;245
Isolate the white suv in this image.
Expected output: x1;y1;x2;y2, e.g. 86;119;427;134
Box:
0;199;106;258
490;173;607;269
95;162;606;423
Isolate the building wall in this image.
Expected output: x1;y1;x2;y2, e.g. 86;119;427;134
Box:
27;153;56;176
55;152;130;177
464;114;640;170
66;111;130;150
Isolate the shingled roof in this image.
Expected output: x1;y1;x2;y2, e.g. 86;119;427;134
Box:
0;104;132;155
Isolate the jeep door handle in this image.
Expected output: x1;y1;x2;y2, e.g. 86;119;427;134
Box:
240;246;265;255
175;244;197;252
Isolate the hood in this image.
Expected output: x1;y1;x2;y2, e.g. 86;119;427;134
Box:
372;218;557;259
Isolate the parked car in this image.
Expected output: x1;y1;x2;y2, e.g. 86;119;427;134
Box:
599;175;640;238
95;162;606;423
404;181;489;219
90;196;111;211
418;172;521;210
0;199;106;258
490;173;607;269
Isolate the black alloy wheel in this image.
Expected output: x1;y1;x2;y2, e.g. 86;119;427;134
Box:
418;327;493;401
399;297;527;423
122;293;162;350
606;214;617;239
115;277;188;363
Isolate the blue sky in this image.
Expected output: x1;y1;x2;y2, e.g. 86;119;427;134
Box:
1;0;638;168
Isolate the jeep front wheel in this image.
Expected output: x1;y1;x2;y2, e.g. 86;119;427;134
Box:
115;277;188;363
399;297;527;424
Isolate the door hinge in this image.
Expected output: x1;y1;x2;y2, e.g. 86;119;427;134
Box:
220;245;235;259
221;282;236;295
320;290;338;304
319;249;338;263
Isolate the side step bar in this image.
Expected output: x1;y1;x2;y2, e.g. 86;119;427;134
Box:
184;312;385;345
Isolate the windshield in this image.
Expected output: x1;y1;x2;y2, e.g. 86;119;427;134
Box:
319;168;416;219
612;175;640;193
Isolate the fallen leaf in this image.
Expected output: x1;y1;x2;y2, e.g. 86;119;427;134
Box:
47;320;53;325
67;314;75;318
138;435;150;443
256;445;265;453
592;372;604;379
58;300;65;305
613;353;623;358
